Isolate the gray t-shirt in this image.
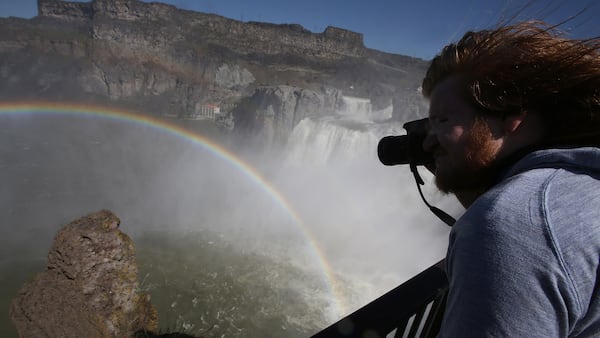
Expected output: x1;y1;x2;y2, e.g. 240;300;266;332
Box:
438;147;600;337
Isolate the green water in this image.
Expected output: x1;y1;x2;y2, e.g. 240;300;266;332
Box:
1;228;334;337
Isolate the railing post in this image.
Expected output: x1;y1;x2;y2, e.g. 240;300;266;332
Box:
311;261;448;338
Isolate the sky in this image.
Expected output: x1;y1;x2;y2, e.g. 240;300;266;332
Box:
0;0;599;59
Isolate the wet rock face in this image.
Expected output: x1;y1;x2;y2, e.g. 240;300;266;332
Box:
9;210;158;337
232;85;343;145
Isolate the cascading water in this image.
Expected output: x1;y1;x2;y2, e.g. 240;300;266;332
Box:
284;117;382;166
273;112;457;318
337;96;393;122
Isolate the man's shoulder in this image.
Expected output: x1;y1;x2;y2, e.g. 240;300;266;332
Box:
506;147;600;181
465;171;547;221
455;167;566;241
491;159;600;222
455;157;600;262
481;149;600;213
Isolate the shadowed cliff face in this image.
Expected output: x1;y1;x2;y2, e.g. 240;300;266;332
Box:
0;0;429;144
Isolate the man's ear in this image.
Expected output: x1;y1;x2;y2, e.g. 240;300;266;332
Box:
504;110;528;133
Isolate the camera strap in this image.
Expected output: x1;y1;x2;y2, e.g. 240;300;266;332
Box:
410;162;456;227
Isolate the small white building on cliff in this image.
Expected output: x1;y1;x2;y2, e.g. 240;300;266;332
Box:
188;103;221;120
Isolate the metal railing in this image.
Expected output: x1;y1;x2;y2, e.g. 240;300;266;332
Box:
311;261;448;338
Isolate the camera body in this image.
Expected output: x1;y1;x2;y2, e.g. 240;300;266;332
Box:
377;118;434;168
377;118;456;226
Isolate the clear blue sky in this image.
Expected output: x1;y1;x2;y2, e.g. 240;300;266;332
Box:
1;0;598;60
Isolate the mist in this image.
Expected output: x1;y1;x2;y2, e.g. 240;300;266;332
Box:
0;107;460;337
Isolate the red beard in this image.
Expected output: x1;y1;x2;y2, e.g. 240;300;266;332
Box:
435;118;500;195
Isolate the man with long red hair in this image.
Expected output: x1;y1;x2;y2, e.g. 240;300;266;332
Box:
422;21;600;337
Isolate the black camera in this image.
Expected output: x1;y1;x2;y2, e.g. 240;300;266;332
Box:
377;118;456;226
377;118;434;167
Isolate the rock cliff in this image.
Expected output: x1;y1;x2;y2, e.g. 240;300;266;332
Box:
9;210;158;337
232;85;343;146
0;0;429;142
37;0;366;58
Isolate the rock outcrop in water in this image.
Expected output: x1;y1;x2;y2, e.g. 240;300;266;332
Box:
9;210;158;337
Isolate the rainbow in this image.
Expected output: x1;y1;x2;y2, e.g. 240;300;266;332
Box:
0;101;348;318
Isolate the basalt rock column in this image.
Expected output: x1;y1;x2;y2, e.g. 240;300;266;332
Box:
9;210;158;337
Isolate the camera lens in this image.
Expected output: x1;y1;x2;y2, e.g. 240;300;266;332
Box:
377;135;411;166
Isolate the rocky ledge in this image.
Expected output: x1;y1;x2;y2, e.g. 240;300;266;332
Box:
9;210;158;337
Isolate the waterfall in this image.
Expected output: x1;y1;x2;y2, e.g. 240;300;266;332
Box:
274;114;456;315
284;116;404;166
337;96;393;122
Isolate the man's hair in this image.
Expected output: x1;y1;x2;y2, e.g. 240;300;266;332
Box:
422;21;600;147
